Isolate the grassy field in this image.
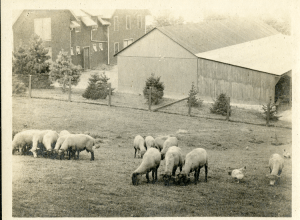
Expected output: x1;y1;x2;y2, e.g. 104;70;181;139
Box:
12;96;292;217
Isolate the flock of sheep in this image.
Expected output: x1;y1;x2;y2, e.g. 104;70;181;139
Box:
132;135;290;186
12;129;290;186
12;129;101;160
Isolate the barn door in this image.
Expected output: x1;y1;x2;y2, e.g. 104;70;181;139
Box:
83;47;90;70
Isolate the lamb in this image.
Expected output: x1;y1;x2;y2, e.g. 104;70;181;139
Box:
145;136;156;150
267;153;284;185
58;134;99;160
132;148;161;185
228;166;246;183
162;146;184;186
12;129;41;155
133;135;147;158
160;137;178;160
154;136;169;151
177;148;208;185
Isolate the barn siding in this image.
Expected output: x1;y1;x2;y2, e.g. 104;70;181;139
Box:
118;56;197;97
197;58;276;104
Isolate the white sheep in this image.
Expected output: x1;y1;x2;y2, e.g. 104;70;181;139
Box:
162;146;184;186
54;130;72;158
160;137;178;160
178;148;208;185
154;136;169;151
12;129;41;155
59;130;71;137
29;130;53;158
267;153;284;185
283;149;291;158
132;148;161;185
133;135;147;158
145;136;156;150
58;134;99;160
42;130;59;152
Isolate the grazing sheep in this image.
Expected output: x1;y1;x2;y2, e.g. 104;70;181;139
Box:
161;137;178;160
162;146;184;186
228;166;246;183
132;148;161;185
145;136;156;150
58;134;99;160
178;148;208;185
43;131;59;152
53;134;73;159
133;135;147;158
12;129;41;155
29;130;53;157
267;153;284;185
154;136;169;151
59;130;71;137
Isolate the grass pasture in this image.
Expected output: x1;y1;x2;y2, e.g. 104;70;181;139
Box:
12;96;292;217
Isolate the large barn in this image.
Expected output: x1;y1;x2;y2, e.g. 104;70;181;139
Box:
115;19;293;106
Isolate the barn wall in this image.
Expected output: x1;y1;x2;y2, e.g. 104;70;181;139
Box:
197;58;276;105
118;56;197;98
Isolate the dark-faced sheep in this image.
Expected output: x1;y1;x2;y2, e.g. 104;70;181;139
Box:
267;153;284;185
154;136;169;152
178;148;208;185
132;148;161;185
160;137;178;160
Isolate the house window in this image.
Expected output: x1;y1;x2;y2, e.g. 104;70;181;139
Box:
75;26;81;32
137;15;142;29
76;46;81;55
34;18;51;41
114;42;119;54
126;16;131;29
123;39;134;48
114;16;119;31
99;43;103;51
70;47;74;55
93;44;97;52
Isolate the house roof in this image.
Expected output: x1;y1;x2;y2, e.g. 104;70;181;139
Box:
82;9;116;19
98;17;111;25
81;16;97;26
70;21;81;29
157;19;279;54
196;34;293;75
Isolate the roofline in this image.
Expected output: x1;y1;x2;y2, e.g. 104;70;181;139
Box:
13;10;24;26
197;56;290;76
68;10;80;21
114;27;197;58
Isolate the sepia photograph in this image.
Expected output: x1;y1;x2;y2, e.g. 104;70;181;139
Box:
2;0;299;218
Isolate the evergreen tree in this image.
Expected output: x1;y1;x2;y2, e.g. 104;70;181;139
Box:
210;93;231;116
188;82;203;107
143;73;164;105
12;45;35;76
50;50;82;92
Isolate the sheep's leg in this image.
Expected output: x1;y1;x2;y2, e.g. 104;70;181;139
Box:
152;169;155;184
194;169;199;184
155;164;159;181
134;148;137;158
146;171;150;183
172;166;177;176
197;167;201;182
90;151;95;161
205;164;208;182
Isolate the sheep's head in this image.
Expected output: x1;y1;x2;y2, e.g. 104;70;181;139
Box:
132;173;141;186
266;174;280;185
177;173;189;185
140;150;146;158
161;153;165;160
162;173;172;186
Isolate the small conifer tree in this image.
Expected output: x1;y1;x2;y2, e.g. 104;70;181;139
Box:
187;82;203;107
143;73;164;105
210;93;231;116
262;103;279;121
50;50;82;92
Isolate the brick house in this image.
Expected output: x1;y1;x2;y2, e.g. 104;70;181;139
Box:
13;9;150;69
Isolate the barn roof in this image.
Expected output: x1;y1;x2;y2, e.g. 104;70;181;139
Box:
196;34;293;75
157;19;279;54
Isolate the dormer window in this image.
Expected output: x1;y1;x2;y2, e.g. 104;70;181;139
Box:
126;16;131;29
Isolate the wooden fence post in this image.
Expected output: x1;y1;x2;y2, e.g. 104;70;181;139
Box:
148;87;152;111
266;97;271;127
28;75;32;98
108;83;111;107
68;77;71;102
226;97;230;121
188;97;192;116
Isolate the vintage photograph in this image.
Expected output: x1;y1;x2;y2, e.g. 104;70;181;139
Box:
3;0;297;218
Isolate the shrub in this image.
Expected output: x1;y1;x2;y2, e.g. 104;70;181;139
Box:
262;103;279;121
82;72;114;100
187;82;203;107
210;93;231;116
12;75;27;95
143;73;164;105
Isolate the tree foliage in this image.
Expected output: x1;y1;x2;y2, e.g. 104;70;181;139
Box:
50;50;82;92
143;73;165;105
210;93;231;116
188;82;203;107
82;72;114;100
